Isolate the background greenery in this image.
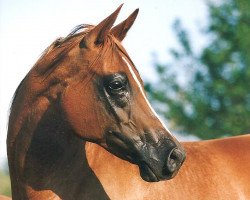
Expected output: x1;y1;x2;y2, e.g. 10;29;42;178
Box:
146;0;250;139
1;0;249;196
0;162;11;197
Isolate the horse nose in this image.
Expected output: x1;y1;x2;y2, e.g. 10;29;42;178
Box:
164;148;186;174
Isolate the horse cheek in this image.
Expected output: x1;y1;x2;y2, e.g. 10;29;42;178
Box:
61;84;106;140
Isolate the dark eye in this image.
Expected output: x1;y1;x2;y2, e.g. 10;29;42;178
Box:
108;80;124;91
102;73;129;107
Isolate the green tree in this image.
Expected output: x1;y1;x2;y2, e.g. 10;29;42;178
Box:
0;161;11;197
146;0;250;139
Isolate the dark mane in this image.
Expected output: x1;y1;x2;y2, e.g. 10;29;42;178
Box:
33;24;93;76
44;24;93;54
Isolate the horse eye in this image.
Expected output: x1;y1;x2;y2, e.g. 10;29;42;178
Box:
108;80;124;91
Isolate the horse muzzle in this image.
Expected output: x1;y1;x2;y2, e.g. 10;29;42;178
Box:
105;130;186;182
138;147;185;182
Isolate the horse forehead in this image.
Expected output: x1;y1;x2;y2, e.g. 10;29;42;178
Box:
88;50;126;75
103;55;127;72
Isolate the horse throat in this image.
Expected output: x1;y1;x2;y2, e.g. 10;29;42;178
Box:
9;101;109;200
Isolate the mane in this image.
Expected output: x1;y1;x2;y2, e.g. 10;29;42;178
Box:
10;24;93;106
33;24;93;76
42;24;93;55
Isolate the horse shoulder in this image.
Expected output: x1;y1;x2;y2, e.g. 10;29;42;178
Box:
174;135;250;199
85;135;250;200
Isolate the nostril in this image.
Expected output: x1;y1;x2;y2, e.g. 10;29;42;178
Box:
165;148;185;174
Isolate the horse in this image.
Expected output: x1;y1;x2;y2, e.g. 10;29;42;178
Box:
4;5;250;200
6;5;185;200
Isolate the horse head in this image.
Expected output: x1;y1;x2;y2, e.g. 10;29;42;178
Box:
57;5;186;182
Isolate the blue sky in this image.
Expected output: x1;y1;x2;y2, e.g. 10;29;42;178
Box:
0;0;207;166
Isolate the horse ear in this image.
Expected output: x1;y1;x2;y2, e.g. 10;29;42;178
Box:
110;8;139;41
80;4;123;48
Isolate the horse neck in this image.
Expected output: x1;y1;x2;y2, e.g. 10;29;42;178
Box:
8;94;109;200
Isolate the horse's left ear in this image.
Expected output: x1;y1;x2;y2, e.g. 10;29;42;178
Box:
80;4;123;48
111;8;139;41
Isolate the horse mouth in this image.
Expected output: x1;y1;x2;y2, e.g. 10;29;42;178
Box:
139;161;177;182
139;162;160;182
105;130;184;182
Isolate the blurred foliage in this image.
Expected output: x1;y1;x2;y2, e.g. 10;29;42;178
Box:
146;0;250;139
0;162;11;197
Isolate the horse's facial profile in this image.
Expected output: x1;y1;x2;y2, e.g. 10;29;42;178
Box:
61;5;185;182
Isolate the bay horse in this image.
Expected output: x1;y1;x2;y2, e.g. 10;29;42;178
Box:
4;5;250;200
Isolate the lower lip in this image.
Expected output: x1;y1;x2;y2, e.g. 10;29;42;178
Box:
140;163;160;182
140;162;176;182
